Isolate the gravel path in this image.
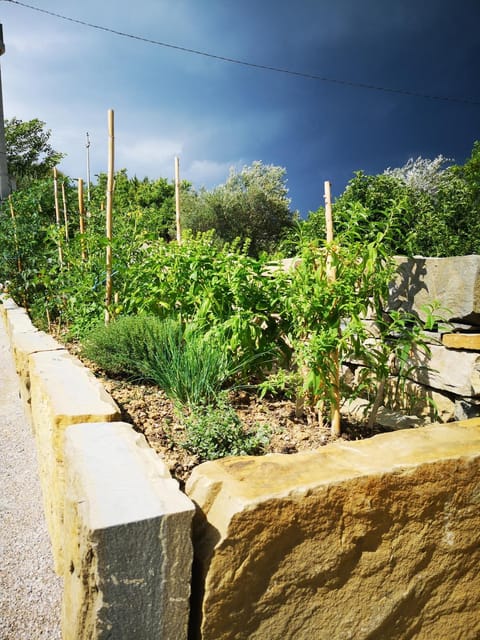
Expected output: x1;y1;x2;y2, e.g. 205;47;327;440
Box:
0;321;62;639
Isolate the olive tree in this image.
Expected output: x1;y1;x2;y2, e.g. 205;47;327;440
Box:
182;161;296;256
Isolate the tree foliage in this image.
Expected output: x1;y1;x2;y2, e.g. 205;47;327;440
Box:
89;169;183;242
5;118;64;189
182;161;296;256
301;141;480;257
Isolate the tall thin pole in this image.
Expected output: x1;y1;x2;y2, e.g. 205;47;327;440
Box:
175;156;181;244
105;110;114;324
0;25;10;200
53;167;63;266
324;180;341;437
78;178;86;262
85;132;91;204
61;181;69;242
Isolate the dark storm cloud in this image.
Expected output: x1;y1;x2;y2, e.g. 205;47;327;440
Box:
2;0;479;214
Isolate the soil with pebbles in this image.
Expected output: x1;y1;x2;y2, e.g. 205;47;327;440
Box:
92;370;388;488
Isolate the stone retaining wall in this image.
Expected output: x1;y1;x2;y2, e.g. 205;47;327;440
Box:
345;255;480;424
0;297;195;639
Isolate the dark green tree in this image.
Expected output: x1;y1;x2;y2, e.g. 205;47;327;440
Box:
89;170;189;242
5;118;64;189
301;143;480;257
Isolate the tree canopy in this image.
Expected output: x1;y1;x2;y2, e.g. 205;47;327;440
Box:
182;161;296;256
301;141;480;257
5;117;64;190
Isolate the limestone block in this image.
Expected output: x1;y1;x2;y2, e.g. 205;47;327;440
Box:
0;295;18;321
4;306;36;339
407;343;480;397
442;332;480;350
63;422;195;640
186;420;480;640
11;330;66;421
29;349;121;573
390;255;480;324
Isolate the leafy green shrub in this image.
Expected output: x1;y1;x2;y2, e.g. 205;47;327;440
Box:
81;314;167;377
123;232;289;372
179;394;269;460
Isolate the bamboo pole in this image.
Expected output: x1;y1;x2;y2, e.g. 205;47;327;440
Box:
53;167;63;266
78;178;87;262
105;109;114;325
324;180;341;437
61;181;69;242
175;156;182;244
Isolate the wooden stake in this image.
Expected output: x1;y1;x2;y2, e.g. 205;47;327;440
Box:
324;180;335;279
61;181;69;242
324;180;341;437
105;109;115;324
78;178;86;261
53;167;63;266
175;156;181;244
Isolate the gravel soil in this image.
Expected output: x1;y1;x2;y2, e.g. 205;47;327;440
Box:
0;322;62;640
96;372;388;488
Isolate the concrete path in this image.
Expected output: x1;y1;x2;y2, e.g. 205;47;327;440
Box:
0;320;62;639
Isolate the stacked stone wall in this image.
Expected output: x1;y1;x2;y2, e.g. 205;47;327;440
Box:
0;296;194;639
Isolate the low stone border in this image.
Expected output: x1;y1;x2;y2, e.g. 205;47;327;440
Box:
0;297;195;639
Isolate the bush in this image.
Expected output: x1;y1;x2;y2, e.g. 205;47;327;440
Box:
138;320;247;408
179;394;269;460
81;314;167;377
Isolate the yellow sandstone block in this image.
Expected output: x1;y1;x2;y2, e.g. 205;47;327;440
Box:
442;332;480;351
187;420;480;640
29;350;121;574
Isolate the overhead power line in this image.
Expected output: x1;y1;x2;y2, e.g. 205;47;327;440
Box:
3;0;480;107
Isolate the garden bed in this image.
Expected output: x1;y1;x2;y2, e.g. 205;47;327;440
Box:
83;362;390;487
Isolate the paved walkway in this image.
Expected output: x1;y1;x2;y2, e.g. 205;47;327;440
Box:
0;320;62;639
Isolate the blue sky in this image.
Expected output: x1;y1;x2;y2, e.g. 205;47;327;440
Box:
2;0;479;216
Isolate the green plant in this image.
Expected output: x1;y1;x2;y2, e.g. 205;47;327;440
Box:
5;117;64;189
178;393;269;460
278;200;447;432
123;232;289;374
137;319;246;408
181;161;296;257
81;315;168;377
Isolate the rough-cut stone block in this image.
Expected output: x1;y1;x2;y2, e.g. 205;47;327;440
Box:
11;330;66;422
63;422;195;640
390;255;480;324
442;332;480;350
4;306;36;338
0;294;18;321
29;350;121;573
186;420;480;640
407;343;480;397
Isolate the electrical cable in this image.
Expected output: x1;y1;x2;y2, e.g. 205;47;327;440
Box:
3;0;480;107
